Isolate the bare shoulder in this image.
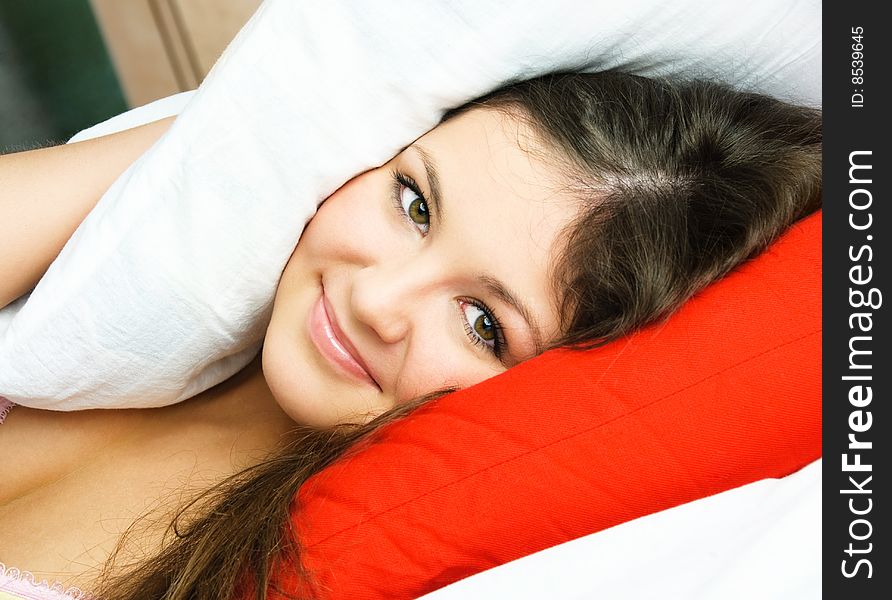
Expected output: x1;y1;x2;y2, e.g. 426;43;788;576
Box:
0;361;293;590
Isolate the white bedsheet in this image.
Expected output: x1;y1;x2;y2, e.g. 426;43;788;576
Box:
419;461;821;600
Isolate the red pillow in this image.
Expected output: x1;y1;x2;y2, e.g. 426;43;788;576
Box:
279;211;821;599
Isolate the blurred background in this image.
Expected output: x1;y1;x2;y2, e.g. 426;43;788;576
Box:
0;0;259;153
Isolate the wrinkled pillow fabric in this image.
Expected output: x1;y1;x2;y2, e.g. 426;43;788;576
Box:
276;212;822;599
0;0;821;410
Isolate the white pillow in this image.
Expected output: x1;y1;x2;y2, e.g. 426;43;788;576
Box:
0;0;821;410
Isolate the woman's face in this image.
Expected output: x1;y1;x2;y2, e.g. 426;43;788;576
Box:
263;109;577;427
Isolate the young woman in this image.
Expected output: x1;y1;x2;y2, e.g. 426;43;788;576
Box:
0;72;821;599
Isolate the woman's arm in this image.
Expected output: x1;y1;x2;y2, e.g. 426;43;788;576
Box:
0;117;173;310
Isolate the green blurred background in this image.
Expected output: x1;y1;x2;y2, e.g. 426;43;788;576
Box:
0;0;127;153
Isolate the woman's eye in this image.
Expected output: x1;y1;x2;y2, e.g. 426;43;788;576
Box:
392;171;430;234
459;300;504;357
401;186;430;232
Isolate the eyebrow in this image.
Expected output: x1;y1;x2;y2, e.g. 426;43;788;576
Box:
412;145;444;226
411;145;545;356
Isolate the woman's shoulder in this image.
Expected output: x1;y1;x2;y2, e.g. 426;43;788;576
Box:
0;363;292;590
0;403;151;591
0;403;137;503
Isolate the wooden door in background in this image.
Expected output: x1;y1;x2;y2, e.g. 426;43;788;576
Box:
90;0;261;107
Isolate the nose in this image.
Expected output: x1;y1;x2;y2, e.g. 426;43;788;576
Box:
350;257;433;345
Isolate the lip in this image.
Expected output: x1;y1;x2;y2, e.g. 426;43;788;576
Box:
308;289;379;388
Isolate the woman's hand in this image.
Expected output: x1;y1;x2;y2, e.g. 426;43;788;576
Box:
0;117;173;310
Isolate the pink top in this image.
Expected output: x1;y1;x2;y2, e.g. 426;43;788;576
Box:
0;397;13;425
0;563;93;600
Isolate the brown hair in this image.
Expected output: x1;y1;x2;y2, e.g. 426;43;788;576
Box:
99;72;821;599
458;71;822;348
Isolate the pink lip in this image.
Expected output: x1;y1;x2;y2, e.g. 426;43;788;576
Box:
308;290;379;388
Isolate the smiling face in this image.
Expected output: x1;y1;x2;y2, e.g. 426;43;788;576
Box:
262;109;578;427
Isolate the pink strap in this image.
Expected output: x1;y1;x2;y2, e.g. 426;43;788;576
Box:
0;396;14;425
0;562;94;599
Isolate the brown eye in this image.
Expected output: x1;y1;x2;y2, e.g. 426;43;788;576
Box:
459;300;501;356
474;313;495;341
407;196;429;226
396;180;430;234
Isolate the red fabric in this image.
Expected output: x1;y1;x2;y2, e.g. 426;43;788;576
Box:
276;212;822;599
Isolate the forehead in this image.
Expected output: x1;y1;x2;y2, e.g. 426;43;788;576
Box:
412;109;579;346
421;108;561;195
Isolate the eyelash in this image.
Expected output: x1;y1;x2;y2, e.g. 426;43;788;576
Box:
389;168;507;360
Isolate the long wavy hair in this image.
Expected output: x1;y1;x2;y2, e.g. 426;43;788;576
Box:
98;71;821;599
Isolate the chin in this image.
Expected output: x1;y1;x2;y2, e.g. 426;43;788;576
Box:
262;282;322;425
261;320;334;427
261;329;307;424
261;327;365;429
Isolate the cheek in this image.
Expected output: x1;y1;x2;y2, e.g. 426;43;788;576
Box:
300;174;389;255
393;343;505;402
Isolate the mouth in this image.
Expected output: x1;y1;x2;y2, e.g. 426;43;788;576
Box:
308;288;380;389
